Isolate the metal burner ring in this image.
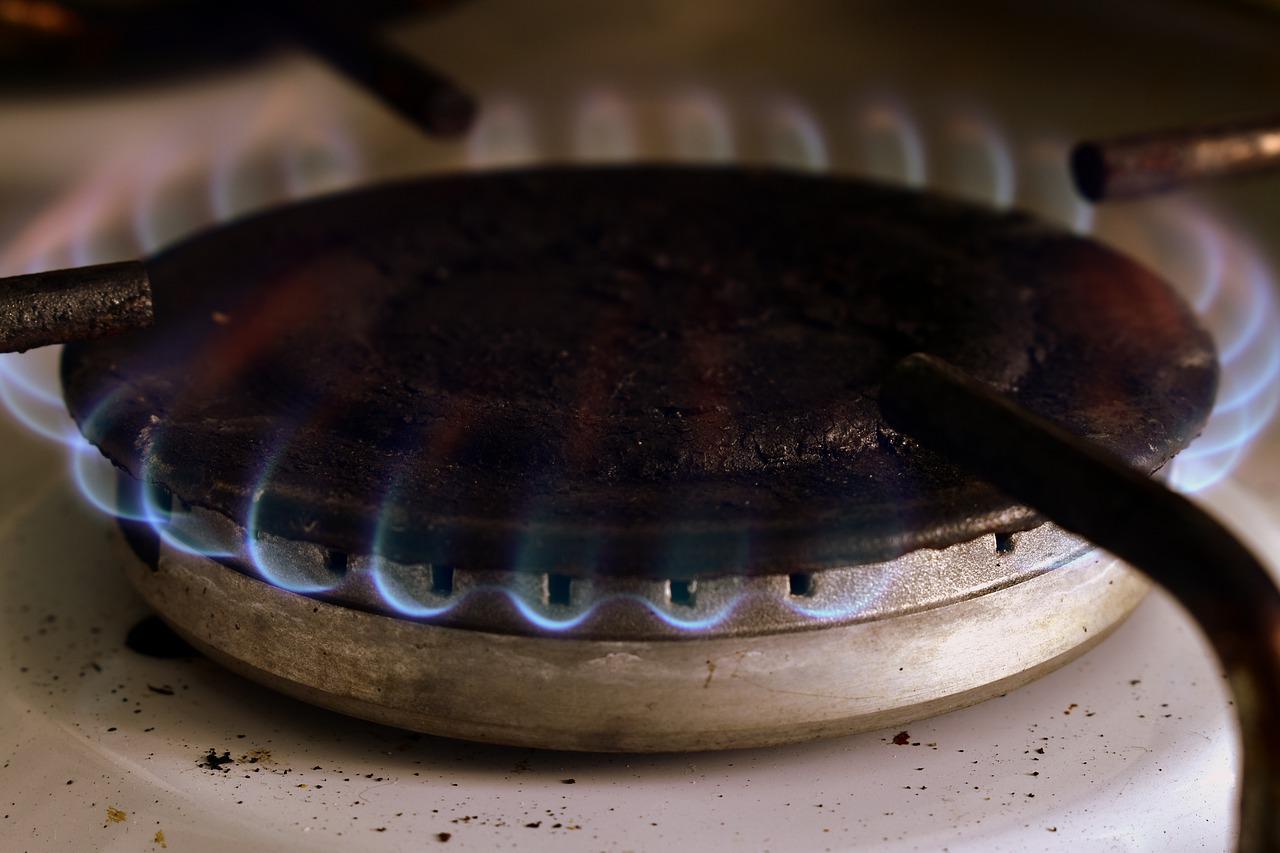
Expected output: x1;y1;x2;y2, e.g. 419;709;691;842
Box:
123;531;1147;752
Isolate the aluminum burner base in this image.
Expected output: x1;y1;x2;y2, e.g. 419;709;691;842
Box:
123;539;1149;752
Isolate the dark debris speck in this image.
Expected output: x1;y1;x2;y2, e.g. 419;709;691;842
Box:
198;749;234;772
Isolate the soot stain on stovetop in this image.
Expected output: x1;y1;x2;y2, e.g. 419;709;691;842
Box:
125;615;198;659
197;746;292;775
198;749;234;772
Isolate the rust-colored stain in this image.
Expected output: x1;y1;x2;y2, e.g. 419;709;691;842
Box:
241;748;273;765
106;806;127;823
154;829;168;848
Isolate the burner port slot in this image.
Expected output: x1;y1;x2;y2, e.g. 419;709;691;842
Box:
325;549;350;577
545;573;573;606
994;532;1018;555
431;565;455;596
788;572;815;597
668;579;698;607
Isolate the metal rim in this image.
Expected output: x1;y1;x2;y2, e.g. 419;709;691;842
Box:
125;534;1149;752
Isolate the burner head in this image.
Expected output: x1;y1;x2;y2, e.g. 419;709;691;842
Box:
61;166;1218;577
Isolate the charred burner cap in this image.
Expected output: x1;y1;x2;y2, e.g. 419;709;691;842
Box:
60;165;1218;578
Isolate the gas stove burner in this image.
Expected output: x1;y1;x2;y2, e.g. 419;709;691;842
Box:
62;166;1217;576
61;164;1216;750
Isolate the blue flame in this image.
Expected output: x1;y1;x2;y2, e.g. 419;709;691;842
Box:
281;120;362;201
1131;217;1280;493
940;113;1016;208
857;98;927;188
1189;215;1226;314
243;433;343;594
1;86;1276;634
364;476;757;632
573;88;637;162
368;561;455;619
783;591;891;623
147;493;239;560
65;390;242;558
667;89;735;162
370;560;752;633
1018;140;1094;234
371;537;751;632
766;97;829;171
70;439;143;520
505;592;601;632
0;354;80;444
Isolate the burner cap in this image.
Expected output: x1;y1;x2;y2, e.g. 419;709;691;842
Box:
62;166;1217;577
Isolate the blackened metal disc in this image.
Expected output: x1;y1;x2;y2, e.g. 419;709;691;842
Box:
61;166;1218;578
